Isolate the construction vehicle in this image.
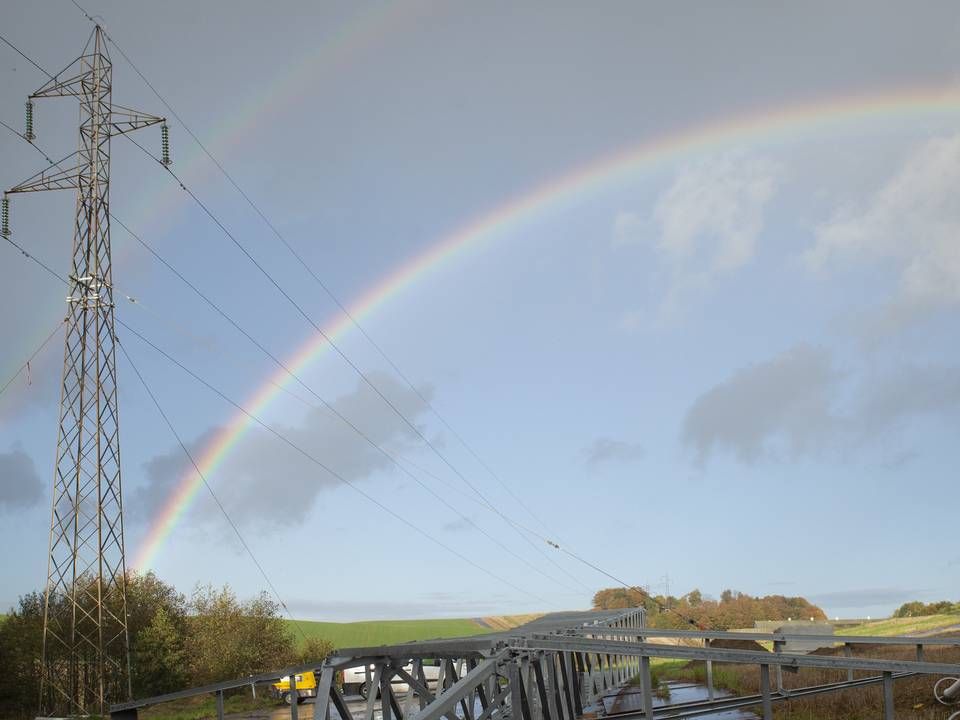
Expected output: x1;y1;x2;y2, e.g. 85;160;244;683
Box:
272;671;319;705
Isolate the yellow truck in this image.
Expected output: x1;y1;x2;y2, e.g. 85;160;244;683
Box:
272;671;319;705
274;661;444;704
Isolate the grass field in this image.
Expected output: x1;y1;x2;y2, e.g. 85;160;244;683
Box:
285;614;540;649
843;613;960;637
141;694;275;720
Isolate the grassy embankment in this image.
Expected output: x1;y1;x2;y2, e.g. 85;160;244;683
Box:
285;614;538;649
843;614;960;637
650;614;960;719
285;613;541;649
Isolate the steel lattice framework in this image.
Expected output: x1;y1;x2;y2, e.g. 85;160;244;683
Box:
5;26;165;717
108;609;960;720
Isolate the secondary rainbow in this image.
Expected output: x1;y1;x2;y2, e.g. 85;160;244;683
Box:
133;82;960;570
3;3;428;419
121;0;430;244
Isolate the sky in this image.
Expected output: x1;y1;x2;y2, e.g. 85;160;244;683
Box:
1;1;958;622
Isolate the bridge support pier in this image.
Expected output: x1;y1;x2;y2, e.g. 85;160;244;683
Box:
759;664;772;720
883;671;895;720
638;655;653;718
289;671;299;720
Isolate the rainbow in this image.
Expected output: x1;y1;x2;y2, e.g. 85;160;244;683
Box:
4;3;429;418
133;82;960;570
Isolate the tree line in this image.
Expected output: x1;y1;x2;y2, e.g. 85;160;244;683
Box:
0;573;332;719
592;586;827;629
893;599;960;618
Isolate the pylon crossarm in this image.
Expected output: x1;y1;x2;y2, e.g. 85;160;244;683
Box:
30;60;98;99
109;104;165;136
7;152;82;194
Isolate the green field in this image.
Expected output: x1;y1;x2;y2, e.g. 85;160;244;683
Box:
285;614;538;649
843;613;960;637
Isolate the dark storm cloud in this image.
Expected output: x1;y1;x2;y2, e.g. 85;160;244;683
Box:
582;437;645;467
132;371;434;529
0;447;44;510
683;346;960;464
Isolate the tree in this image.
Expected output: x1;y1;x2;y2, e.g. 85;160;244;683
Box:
591;585;828;631
186;584;294;685
125;572;189;697
0;592;44;719
894;599;960;618
592;587;647;610
296;636;335;665
135;607;187;695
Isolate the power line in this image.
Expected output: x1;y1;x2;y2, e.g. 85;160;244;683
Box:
0;33;48;75
0;118;581;596
0;137;304;634
0;233;559;611
4;26;683;616
0;317;65;399
106;214;580;595
3;236;685;625
124;130;591;590
116;318;558;609
60;6;587;585
117;340;308;642
4;20;589;598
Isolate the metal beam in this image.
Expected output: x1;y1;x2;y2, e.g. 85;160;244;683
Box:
575;626;960;648
409;654;502;720
519;636;960;675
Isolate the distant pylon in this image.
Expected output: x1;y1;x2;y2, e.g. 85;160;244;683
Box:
5;26;167;716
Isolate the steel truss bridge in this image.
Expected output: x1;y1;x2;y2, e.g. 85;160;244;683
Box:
111;608;960;720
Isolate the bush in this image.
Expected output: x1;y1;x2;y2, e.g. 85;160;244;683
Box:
593;586;827;630
893;599;960;618
185;584;294;685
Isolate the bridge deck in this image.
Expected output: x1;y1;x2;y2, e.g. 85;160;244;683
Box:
110;607;959;720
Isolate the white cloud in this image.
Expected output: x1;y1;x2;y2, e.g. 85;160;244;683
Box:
613;151;778;322
654;151;777;275
807;132;960;327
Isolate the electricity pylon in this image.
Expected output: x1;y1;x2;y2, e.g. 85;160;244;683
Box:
3;26;168;717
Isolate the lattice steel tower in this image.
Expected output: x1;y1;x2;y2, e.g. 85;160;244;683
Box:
3;26;167;716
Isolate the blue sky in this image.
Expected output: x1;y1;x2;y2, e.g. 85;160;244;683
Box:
1;1;958;621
